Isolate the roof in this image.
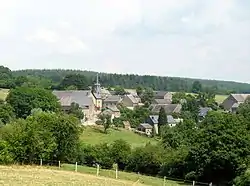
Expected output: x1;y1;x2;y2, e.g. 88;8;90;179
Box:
104;95;121;103
153;91;169;99
154;99;171;104
53;90;93;107
198;107;212;117
149;115;175;124
125;94;139;104
167;115;176;123
231;94;250;102
139;123;153;129
106;105;120;112
149;115;159;124
150;104;181;114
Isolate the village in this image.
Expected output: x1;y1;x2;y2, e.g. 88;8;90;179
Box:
52;74;250;137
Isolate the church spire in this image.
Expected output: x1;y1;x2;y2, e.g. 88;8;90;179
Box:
94;73;101;97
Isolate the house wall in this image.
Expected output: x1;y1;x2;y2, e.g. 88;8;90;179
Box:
221;95;237;111
122;96;133;107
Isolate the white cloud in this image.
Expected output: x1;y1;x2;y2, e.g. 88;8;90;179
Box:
26;27;89;54
0;0;250;82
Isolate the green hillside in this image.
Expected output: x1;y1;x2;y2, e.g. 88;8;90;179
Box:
81;126;158;148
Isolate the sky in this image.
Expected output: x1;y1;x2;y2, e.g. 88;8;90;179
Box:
0;0;250;83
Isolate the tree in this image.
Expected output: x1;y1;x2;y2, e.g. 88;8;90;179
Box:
136;86;144;97
6;87;61;118
192;81;202;93
58;74;89;90
98;114;112;133
158;107;167;132
141;87;154;107
0;66;15;88
1;111;82;163
68;102;84;120
187;112;250;184
110;140;131;170
114;86;126;95
0;103;15;125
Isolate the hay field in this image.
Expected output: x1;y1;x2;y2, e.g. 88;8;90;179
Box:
0;165;146;186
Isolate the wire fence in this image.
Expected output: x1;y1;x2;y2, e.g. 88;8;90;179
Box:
10;159;213;186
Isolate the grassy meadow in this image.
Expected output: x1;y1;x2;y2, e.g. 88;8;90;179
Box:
81;126;158;148
0;89;9;100
0;165;146;186
60;164;184;186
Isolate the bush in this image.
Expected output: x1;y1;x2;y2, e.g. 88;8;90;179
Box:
110;140;131;170
0;140;14;164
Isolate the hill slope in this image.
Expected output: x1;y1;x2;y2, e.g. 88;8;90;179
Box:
81;127;157;148
13;69;250;94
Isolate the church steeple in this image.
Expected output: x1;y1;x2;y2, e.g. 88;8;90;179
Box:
94;73;101;98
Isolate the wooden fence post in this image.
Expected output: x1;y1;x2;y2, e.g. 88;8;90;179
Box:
193;181;195;186
58;161;61;169
75;162;78;172
40;159;42;166
115;167;118;179
96;164;100;176
163;176;166;186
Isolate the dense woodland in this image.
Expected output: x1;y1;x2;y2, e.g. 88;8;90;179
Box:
1;65;250;185
12;69;250;94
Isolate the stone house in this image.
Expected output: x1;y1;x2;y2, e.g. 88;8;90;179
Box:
121;94;139;109
221;94;250;112
53;90;95;121
146;115;177;135
137;123;153;136
103;95;122;108
150;104;182;114
198;107;212;120
153;91;172;102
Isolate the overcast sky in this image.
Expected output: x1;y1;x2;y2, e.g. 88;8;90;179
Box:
0;0;250;83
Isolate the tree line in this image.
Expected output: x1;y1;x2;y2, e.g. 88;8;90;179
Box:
12;68;250;94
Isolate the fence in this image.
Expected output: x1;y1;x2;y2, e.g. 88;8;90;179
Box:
16;159;212;186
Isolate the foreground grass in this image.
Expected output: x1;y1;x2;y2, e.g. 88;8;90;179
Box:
81;126;157;148
0;89;9;100
0;165;145;186
61;164;183;186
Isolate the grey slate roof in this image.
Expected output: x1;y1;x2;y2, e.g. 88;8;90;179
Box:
139;123;153;129
149;115;176;124
231;94;250;102
198;107;212;117
104;95;121;103
150;104;181;114
153;91;169;99
126;94;139;104
154;99;171;104
149;115;159;124
106;105;120;112
53;90;93;107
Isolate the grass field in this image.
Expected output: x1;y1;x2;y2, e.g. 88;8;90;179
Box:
81;126;158;148
0;89;9;100
215;95;227;104
60;164;183;186
0;165;146;186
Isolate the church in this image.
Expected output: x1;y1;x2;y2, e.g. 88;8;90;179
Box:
53;73;103;123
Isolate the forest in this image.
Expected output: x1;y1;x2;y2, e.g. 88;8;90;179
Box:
12;69;250;94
